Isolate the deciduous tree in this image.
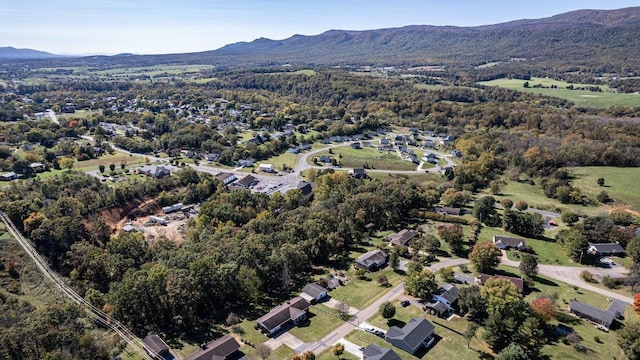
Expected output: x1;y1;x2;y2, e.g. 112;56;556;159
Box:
519;253;538;281
469;242;502;274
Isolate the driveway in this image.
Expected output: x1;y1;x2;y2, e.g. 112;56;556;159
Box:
500;251;633;303
336;338;363;359
264;331;305;351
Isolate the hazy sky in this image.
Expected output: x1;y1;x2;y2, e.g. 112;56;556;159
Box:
1;0;638;55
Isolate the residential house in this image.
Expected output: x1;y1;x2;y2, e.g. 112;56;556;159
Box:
350;142;362;149
356;249;388;271
142;334;171;360
216;172;237;185
259;164;275;173
435;206;462;216
139;165;171;179
288;147;300;154
423;140;435;148
238;158;255;167
237;175;258;188
298;144;311;151
588;243;625;256
205;153;220;162
362;344;401;360
296;181;314;200
569;300;615;330
256;297;310;336
478;274;524;292
300;283;328;304
121;224;140;233
387;229;420;247
493;235;526;250
380;138;391;145
424;284;458;317
318;155;332;163
29;162;45;173
451;149;462;158
0;172;17;181
184;335;242;360
350;168;366;179
385;318;435;354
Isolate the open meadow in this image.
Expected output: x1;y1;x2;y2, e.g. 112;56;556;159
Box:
478;77;640;108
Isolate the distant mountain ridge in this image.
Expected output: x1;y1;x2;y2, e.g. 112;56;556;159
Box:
5;7;640;69
0;47;61;60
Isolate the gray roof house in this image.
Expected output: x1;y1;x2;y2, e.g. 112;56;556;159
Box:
237;175;258;188
387;229;420;247
569;300;616;329
256;297;310;335
301;283;328;303
362;344;401;360
493;235;526;250
296;181;314;200
424;284;458;316
142;334;171;359
0;172;17;181
356;249;388;271
184;335;242;360
350;168;367;179
588;243;625;256
385;318;435;354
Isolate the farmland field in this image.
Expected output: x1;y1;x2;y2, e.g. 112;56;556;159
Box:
478;77;640;108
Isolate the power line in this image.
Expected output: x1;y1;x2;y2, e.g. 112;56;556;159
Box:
0;211;154;360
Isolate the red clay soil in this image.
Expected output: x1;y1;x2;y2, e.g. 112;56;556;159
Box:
84;197;161;235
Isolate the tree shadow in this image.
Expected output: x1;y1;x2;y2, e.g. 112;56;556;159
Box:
387;318;406;328
556;312;582;325
413;334;441;358
534;276;559;287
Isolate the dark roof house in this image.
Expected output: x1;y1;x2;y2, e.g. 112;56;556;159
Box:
493;235;526;250
356;249;388;271
569;300;616;329
350;168;366;179
362;344;402;360
296;181;314;199
142;334;171;359
588;243;625;256
256;297;310;335
385;318;435;354
387;229;420;247
184;335;242;360
237;175;258;188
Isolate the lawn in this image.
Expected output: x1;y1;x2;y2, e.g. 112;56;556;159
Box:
490;180;608;216
234;319;269;346
242;344;294;360
478;78;640;108
569;166;640;212
260;151;300;172
346;314;491;360
329;249;405;309
289;305;346;342
317;348;358;360
365;172;442;184
312;147;416;171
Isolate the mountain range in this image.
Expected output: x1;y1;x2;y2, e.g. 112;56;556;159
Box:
3;7;640;69
0;47;61;60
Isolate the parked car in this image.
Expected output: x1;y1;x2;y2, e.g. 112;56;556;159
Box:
400;300;410;307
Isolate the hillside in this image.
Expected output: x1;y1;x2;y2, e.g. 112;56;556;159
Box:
6;6;640;70
0;46;60;60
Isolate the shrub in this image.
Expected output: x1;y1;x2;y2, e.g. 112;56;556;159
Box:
580;270;594;283
594;335;601;343
602;275;617;289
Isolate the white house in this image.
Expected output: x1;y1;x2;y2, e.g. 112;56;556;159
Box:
259;164;275;173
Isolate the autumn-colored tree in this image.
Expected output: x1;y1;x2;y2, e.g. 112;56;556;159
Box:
60;157;76;172
530;296;557;323
469;242;502;274
634;293;640;314
332;343;344;359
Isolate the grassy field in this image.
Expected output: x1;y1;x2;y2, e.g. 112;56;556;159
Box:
490;180;609;216
289;305;346;342
569;166;640;212
329;265;404;310
260;151;300;172
478;77;640;108
312;147;416;171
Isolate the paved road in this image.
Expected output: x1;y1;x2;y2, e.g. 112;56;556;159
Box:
500;251;633;303
298;282;405;355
